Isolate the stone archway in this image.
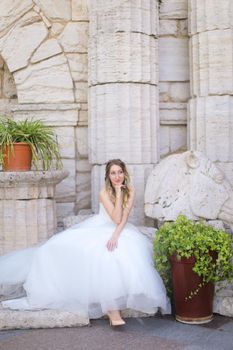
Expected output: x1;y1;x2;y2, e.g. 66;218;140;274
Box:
0;0;91;224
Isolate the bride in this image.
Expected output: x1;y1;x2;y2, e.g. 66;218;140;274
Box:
0;159;171;326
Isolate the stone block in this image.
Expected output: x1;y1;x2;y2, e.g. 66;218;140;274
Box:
188;96;233;162
89;33;158;85
160;102;187;124
2;65;17;99
76;126;88;158
89;83;159;164
67;53;88;82
89;0;158;36
72;0;89;21
14;55;74;103
12;103;79;126
51;22;65;36
76;159;92;173
159;37;189;81
59;22;88;53
159;125;187;157
159;0;188;19
31;38;62;63
34;0;71;21
0;0;33;33
55;159;76;201
0;20;48;72
75;172;91;211
159;82;190;103
56;202;75;222
159;19;178;36
191;30;233;96
0;307;89;330
74;81;88;103
189;0;233;35
55;126;75;159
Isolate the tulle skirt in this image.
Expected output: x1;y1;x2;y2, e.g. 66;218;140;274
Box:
0;204;171;318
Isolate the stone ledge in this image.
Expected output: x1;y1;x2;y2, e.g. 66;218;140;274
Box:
0;306;89;330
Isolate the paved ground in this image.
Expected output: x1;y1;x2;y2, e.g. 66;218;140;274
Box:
0;314;232;350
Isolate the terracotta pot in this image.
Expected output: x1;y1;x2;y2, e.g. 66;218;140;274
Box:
170;253;215;324
2;142;32;171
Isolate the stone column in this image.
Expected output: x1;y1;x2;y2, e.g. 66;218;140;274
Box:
88;0;159;224
0;170;68;254
188;0;233;184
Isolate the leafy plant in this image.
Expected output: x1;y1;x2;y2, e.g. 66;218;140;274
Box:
154;214;233;298
0;117;62;170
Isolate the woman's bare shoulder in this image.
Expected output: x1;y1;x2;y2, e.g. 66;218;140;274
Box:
99;187;108;201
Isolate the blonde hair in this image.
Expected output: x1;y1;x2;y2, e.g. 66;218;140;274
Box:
105;159;130;208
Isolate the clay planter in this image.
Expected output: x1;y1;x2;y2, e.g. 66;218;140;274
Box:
2;142;32;171
170;254;215;324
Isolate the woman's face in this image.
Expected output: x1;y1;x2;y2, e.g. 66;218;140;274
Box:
109;164;125;186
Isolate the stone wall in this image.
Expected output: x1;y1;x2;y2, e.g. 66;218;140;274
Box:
0;0;91;223
159;0;189;157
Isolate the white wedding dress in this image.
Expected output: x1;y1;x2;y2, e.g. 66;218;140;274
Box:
0;203;171;318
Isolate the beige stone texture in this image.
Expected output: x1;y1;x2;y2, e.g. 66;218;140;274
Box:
58;22;88;53
89;33;158;85
72;0;89;21
56;202;76;222
55;126;76;159
51;22;65;36
76;126;88;158
0;307;89;330
0;0;33;33
159;82;190;103
159;37;189;81
89;83;159;164
159;0;188;19
75;171;91;211
0;170;68;254
160;125;187;157
12;103;80;126
2;64;17;99
67;53;88;82
31;38;62;63
14;55;74;103
0;20;48;72
74;81;88;103
34;0;71;21
188;97;233;162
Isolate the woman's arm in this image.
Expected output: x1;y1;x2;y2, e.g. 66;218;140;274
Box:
106;188;135;251
99;186;124;224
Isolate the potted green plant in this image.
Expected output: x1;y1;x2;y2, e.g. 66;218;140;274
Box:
0;117;62;171
154;214;233;324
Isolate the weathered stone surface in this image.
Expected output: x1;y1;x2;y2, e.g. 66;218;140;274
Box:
76;126;88;158
31;38;62;63
74;81;88;103
213;296;233;317
189;0;233;35
0;0;33;33
75;171;92;211
191;30;233;96
159;37;189;81
34;0;71;21
58;22;88;53
89;33;158;85
188;97;233;162
12;103;80;126
159;82;190;103
72;0;89;21
0;306;89;330
14;55;74;103
0;20;48;72
160;125;187;157
89;0;158;36
159;19;188;37
89;83;159;164
0;170;68;254
55;126;75;159
55;159;76;202
145;151;233;227
159;0;188;19
51;22;65;36
56;202;75;222
67;53;88;82
160;102;187;124
2;64;17;99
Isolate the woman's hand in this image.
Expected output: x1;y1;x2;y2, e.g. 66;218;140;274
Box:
106;234;119;251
